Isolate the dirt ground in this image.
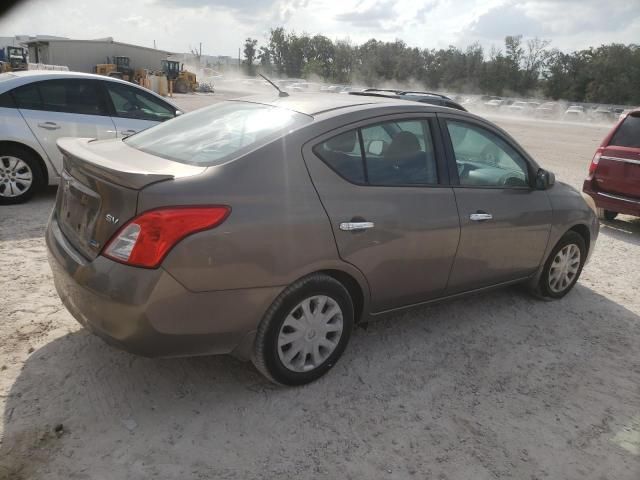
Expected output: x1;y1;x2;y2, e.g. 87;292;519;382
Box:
1;93;639;480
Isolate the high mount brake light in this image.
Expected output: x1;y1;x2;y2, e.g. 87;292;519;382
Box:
102;206;230;268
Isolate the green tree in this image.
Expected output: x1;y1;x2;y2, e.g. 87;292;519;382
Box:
243;38;258;75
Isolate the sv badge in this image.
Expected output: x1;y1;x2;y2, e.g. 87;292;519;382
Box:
105;214;120;225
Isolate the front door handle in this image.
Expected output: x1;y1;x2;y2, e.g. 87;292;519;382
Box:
37;121;61;130
469;212;493;221
120;129;137;136
339;221;375;231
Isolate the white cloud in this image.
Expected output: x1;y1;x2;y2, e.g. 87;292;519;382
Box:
0;0;638;56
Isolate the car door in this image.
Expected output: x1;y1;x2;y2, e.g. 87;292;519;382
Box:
439;115;552;294
103;81;177;137
303;115;460;313
13;79;117;176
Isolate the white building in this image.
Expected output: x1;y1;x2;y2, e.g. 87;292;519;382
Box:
22;36;171;73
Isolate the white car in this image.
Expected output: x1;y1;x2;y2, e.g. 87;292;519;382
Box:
0;70;181;204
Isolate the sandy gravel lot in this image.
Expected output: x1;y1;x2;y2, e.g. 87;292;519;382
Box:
1;93;639;479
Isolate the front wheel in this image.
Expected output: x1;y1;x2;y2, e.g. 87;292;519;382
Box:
252;274;354;386
538;231;586;299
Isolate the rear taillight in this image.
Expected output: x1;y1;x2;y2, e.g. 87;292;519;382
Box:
589;148;602;175
102;206;230;268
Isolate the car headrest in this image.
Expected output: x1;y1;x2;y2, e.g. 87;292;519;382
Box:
386;131;421;158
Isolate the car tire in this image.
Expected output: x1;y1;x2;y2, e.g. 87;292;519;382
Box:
538;231;587;299
0;146;44;205
252;274;354;386
596;208;617;221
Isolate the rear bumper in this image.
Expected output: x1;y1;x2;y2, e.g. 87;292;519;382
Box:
583;179;640;217
46;215;282;359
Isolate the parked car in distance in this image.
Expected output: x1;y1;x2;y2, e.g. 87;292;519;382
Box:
563;105;586;120
47;94;598;385
535;102;561;118
483;99;504;110
507;101;537;115
583;109;640;220
0;70;181;204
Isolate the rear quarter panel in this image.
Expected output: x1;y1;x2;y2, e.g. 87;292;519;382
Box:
138;129;369;298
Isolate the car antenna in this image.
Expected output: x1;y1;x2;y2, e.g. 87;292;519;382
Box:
259;74;289;97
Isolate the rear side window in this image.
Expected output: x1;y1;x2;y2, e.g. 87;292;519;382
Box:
610;115;640;148
13;83;42;110
12;79;108;115
315;119;439;186
0;91;15;108
314;131;365;184
126;101;311;166
105;82;175;122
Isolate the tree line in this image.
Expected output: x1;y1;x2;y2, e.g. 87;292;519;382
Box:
242;28;640;105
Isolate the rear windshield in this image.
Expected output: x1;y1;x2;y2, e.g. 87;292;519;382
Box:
610;114;640;148
125;101;311;166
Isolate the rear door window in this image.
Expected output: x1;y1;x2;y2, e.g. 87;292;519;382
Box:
12;79;108;115
105;82;176;122
314;118;439;186
610;115;640;148
363;119;437;185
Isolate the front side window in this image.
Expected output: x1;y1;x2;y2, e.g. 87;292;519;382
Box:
610;114;640;148
447;120;529;187
126;101;311;165
314;119;439;186
105;82;175;122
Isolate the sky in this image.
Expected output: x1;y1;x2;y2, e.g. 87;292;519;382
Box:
0;0;639;57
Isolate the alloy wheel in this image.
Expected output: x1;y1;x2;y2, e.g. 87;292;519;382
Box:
0;156;33;198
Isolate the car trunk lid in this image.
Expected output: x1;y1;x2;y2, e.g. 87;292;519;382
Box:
55;137;206;260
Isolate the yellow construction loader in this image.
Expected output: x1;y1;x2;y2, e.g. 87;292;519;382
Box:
161;60;198;93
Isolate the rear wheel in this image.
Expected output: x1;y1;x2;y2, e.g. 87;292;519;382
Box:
0;146;44;205
252;274;354;386
538;231;586;299
596;208;618;221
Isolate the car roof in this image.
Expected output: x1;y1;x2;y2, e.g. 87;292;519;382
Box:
0;70;179;109
236;92;416;116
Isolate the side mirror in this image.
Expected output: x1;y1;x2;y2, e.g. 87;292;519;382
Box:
175;110;184;116
535;168;555;190
367;139;384;156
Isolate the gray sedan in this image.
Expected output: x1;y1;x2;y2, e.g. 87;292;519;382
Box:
46;93;598;385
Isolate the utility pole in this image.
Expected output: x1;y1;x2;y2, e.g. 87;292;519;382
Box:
153;39;156;49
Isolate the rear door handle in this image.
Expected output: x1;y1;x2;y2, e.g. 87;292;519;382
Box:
469;212;493;221
120;129;137;136
37;121;61;130
339;221;375;231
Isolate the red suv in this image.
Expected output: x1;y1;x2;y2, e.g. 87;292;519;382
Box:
583;109;640;220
